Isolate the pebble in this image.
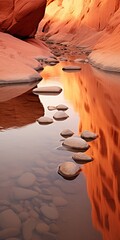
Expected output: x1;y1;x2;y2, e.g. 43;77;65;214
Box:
0;228;20;239
56;104;68;111
40;205;59;220
60;129;74;138
58;162;81;179
12;187;38;200
62;66;81;71
53;111;69;121
47;106;56;111
22;218;37;240
81;130;98;141
33;86;62;95
17;172;36;188
53;196;68;207
0;209;21;230
72;152;93;163
36;222;50;234
37;116;53;125
63;136;89;151
29;210;39;219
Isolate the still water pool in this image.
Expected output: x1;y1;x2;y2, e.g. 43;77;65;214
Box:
0;61;120;240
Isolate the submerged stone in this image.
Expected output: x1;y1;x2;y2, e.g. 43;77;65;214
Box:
58;162;81;179
81;130;98;141
37;116;53;125
72;152;93;164
33;86;62;95
40;205;59;220
62;66;81;71
53;111;69;120
63;136;89;151
56;104;68;111
0;209;21;229
36;222;50;233
17;172;36;187
12;187;38;200
60;129;74;138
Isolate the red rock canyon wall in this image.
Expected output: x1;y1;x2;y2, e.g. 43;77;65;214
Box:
38;0;120;72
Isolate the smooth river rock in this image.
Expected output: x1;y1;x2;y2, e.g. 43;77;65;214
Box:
37;116;53;125
56;104;68;111
81;130;98;141
33;86;62;95
0;209;21;229
72;152;93;164
17;172;36;187
53;196;68;207
60;129;74;138
12;187;38;200
40;205;59;220
58;162;81;179
63;136;89;151
53;111;69;121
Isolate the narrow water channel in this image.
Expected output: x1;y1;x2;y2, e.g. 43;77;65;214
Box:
0;60;120;240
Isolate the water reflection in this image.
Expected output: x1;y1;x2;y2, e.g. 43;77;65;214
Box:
0;88;44;130
42;63;120;240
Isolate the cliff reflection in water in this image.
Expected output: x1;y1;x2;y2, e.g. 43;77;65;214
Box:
42;63;120;240
0;85;44;130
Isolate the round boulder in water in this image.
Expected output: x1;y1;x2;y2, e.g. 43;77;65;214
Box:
58;162;81;180
72;152;93;164
56;104;68;111
60;129;74;138
33;86;62;95
81;130;98;141
53;111;69;121
62;66;81;71
63;136;89;151
37;116;53;125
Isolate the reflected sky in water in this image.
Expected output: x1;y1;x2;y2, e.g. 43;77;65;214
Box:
0;61;120;240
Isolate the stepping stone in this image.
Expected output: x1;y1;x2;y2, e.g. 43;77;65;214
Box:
63;137;89;151
40;205;59;220
62;66;81;71
53;111;69;121
47;106;56;111
74;58;85;62
37;116;53;125
56;104;68;111
58;162;81;179
17;172;36;187
81;130;98;141
45;58;59;64
33;86;62;95
60;129;74;138
72;152;93;164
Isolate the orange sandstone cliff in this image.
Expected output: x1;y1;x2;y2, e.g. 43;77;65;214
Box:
39;0;120;72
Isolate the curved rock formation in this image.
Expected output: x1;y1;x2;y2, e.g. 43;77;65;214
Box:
0;0;47;38
39;0;120;72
